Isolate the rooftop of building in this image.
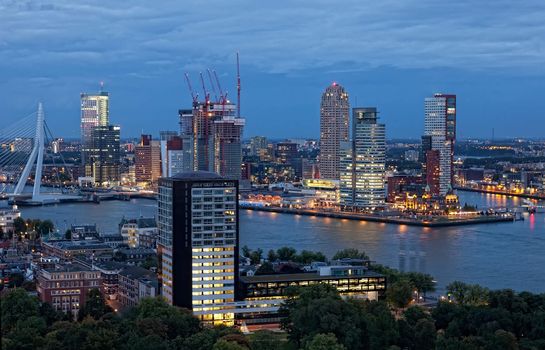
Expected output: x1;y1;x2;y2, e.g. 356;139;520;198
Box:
119;265;158;283
119;217;157;228
170;171;224;180
42;262;93;273
43;239;112;251
240;269;384;284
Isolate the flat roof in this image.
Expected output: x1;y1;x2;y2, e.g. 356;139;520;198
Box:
240;270;384;284
171;171;223;180
43;262;92;273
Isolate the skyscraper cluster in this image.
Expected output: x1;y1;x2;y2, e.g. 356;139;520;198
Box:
80;86;121;187
321;83;387;211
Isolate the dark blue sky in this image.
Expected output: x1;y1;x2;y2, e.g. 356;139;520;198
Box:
1;1;544;139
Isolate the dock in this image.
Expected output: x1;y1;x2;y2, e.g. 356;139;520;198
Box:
240;205;517;227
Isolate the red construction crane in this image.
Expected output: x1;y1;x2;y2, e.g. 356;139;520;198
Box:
206;69;218;102
199;72;210;105
184;73;198;108
236;52;241;118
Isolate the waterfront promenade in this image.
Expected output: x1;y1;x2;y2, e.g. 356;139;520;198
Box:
456;186;545;201
239;204;516;227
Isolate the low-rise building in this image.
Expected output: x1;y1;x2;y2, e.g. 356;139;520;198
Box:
0;205;21;234
119;217;157;248
41;240;113;260
36;262;101;317
117;265;158;308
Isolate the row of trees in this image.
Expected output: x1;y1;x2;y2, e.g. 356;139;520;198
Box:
2;217;54;239
280;283;545;350
1;288;284;350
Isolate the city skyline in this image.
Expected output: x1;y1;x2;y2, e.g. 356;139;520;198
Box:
1;1;545;139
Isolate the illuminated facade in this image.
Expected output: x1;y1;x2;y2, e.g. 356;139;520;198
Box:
81;90;109;166
340;108;386;210
158;172;239;326
85;125;120;187
135;135;161;185
424;94;456;195
319;83;349;180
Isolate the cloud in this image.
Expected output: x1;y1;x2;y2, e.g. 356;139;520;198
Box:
0;0;544;75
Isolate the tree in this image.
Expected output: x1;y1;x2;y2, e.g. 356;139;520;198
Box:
249;330;285;350
403;306;430;326
446;281;489;306
1;288;40;336
249;248;263;265
241;245;252;258
387;279;414;309
212;339;249;350
295;250;326;264
406;272;435;299
78;288;113;320
280;284;367;350
267;249;278;262
304;333;346;350
414;318;436;350
37;220;54;236
276;247;297;261
255;262;275;275
332;248;369;261
8;272;25;288
13;217;26;234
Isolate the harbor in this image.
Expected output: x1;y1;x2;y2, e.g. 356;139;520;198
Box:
239;203;518;227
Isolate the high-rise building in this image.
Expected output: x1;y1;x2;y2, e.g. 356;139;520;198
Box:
340;108;386;210
423;94;456;195
192;102;244;179
165;136;192;177
158;171;238;325
178;109;194;137
249;136;268;157
319;83;349;180
135;135;161;185
160;131;179;177
276;142;302;178
85;125;120;186
81;88;109;166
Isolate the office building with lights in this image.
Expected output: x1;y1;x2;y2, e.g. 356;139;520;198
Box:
85;125;121;186
340;107;386;210
135;135;162;185
319;83;349;180
158;171;239;325
81;89;109;166
423;94;456;195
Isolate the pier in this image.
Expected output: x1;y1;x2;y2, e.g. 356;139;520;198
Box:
240;204;517;227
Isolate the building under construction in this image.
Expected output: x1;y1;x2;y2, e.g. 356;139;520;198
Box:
183;57;245;180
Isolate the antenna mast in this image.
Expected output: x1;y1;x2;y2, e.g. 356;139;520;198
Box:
236;52;241;118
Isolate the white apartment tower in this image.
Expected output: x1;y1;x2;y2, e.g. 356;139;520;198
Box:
319;83;350;180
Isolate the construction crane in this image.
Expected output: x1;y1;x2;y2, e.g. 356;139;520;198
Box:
236;52;241;118
199;72;210;105
206;69;218;102
184;73;199;108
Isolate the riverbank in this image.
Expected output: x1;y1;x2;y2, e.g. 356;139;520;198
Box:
240;205;516;227
456;186;545;201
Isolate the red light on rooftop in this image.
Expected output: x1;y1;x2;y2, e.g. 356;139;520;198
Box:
332;82;337;86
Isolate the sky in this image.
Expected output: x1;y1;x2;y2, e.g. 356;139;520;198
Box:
1;0;544;140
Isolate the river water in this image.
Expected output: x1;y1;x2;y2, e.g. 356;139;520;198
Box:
18;192;545;293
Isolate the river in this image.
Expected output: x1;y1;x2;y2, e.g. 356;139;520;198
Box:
17;191;545;293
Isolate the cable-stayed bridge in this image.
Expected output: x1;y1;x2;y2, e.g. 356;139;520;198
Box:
0;103;79;204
